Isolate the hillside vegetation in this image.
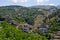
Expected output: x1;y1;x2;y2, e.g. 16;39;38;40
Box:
0;5;60;40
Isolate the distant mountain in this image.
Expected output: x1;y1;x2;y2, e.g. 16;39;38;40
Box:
29;5;58;12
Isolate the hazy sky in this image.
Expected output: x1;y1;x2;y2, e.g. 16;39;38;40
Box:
0;0;60;7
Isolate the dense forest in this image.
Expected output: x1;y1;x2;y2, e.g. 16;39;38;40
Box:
0;5;60;40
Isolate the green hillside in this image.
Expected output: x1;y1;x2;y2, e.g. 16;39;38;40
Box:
0;21;47;40
0;5;60;40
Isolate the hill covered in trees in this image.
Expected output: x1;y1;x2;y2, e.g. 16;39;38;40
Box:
0;5;60;40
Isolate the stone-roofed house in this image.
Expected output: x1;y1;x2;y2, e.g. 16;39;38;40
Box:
8;20;19;26
53;31;60;39
38;25;50;35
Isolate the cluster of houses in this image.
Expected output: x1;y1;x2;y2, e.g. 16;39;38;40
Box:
37;25;60;40
17;23;34;33
0;14;60;40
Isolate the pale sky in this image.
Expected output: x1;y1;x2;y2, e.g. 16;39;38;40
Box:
0;0;60;7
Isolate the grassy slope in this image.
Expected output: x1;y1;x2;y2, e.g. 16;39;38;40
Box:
0;21;47;40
